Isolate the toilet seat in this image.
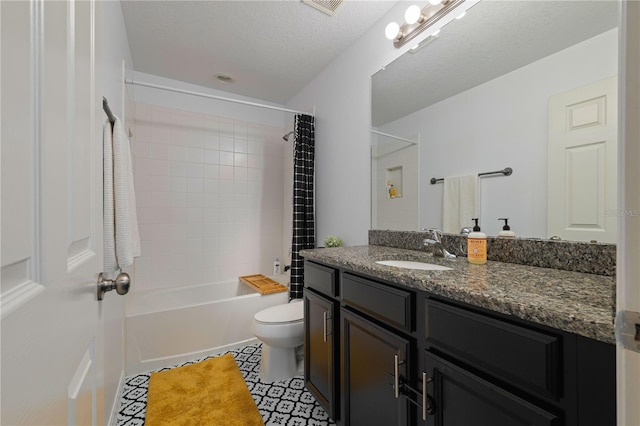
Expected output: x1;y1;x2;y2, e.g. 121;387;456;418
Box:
254;301;303;324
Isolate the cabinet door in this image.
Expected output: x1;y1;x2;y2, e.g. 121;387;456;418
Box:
424;351;560;426
304;289;338;419
341;308;410;426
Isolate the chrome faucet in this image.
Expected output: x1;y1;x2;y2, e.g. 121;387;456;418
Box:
422;228;456;258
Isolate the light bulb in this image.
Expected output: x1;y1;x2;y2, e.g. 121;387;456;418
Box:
405;5;422;24
432;29;441;36
428;0;442;5
456;11;466;19
385;22;400;40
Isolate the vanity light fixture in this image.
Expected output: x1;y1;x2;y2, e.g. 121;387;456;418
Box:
385;0;467;48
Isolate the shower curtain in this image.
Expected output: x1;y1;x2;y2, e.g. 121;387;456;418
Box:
289;114;315;299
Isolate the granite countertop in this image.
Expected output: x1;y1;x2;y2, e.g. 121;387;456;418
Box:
300;245;616;344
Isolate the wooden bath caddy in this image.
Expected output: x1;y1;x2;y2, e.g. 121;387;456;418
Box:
239;274;288;295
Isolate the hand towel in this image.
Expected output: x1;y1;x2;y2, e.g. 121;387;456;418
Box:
103;116;141;272
443;174;479;234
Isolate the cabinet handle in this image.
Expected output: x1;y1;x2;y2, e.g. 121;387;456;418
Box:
422;372;427;421
394;354;400;398
323;311;327;342
323;311;332;342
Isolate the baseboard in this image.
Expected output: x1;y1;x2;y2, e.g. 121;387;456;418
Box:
107;370;126;426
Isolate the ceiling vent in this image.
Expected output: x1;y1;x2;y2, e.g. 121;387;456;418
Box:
302;0;344;16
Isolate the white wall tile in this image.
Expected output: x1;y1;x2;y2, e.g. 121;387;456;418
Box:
186;147;204;163
133;141;151;159
203;179;220;194
187;177;203;193
220;136;234;152
219;165;234;180
150;159;170;176
187;193;203;208
149;143;170;160
170;145;187;161
203;193;219;208
169;176;187;192
151;175;170;192
203;164;219;179
204;149;219;165
187;163;204;178
134;103;286;291
219;151;234;166
234;167;248;181
234;139;248;154
170;160;188;177
169;207;189;223
234;153;248;167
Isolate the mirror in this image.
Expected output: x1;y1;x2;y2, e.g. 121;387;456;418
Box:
371;0;619;242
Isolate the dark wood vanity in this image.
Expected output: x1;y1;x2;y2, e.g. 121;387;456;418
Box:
302;253;616;426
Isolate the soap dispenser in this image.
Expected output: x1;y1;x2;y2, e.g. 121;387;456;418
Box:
498;218;516;239
467;218;487;265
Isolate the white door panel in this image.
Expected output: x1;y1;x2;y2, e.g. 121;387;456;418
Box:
548;76;617;243
1;1;105;424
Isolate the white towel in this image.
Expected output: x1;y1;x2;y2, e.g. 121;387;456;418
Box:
103;116;141;272
442;174;479;234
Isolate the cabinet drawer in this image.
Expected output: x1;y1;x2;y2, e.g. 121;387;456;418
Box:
341;273;412;332
425;299;561;399
304;260;338;297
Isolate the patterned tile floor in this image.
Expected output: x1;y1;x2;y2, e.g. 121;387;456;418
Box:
116;343;336;426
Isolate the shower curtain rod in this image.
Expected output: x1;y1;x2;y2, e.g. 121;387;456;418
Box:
124;79;315;117
371;129;418;145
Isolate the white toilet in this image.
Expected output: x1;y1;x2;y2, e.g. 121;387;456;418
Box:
251;299;304;382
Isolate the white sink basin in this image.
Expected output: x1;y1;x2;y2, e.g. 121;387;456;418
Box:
375;260;453;271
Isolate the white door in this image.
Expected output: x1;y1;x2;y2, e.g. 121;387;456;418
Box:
547;76;618;243
1;1;106;424
617;1;640;424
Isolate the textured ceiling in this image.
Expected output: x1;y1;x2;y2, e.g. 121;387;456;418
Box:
120;0;397;105
372;0;619;127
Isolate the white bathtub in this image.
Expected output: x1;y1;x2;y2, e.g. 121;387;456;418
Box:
125;279;289;375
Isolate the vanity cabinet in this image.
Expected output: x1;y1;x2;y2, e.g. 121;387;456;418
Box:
303;261;339;419
303;260;616;426
340;272;414;426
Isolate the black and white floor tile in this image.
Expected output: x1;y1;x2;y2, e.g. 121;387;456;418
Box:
116;343;335;426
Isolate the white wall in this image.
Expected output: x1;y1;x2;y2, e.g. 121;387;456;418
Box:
100;2;135;424
286;2;424;246
382;29;618;237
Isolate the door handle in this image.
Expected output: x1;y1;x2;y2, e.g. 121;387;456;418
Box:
97;272;130;301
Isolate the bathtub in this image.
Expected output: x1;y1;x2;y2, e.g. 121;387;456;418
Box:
125;279;289;375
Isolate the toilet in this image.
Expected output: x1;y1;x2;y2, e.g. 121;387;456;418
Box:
251;299;304;382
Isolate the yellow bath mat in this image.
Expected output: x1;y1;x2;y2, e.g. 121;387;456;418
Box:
145;353;264;426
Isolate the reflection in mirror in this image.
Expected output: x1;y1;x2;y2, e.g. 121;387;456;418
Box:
371;0;619;242
371;131;419;231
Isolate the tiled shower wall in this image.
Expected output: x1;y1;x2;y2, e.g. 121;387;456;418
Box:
132;103;286;291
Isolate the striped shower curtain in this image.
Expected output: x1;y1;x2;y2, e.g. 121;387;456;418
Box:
289;114;315;299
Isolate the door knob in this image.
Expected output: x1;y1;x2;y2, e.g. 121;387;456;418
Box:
97;272;130;301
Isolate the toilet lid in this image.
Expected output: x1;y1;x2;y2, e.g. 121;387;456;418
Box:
254;300;304;324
